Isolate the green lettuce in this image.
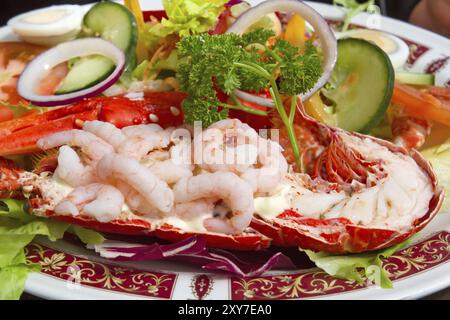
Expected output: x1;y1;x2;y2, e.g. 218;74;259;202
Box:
70;225;105;245
333;0;377;32
305;239;411;289
0;199;104;300
132;50;180;80
143;0;228;51
421;139;450;212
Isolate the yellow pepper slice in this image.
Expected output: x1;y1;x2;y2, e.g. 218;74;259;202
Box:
284;14;306;50
124;0;148;63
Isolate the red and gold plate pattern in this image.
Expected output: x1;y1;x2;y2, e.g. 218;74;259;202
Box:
24;231;449;299
25;243;177;299
230;231;450;300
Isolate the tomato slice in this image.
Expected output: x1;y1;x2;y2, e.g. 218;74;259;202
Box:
35;63;69;96
229;94;272;130
0;104;14;122
0;42;46;67
0;42;46;106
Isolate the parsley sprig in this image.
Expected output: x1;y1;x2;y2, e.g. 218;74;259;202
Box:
177;29;322;170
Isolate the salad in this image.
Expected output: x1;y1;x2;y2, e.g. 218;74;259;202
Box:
0;0;448;300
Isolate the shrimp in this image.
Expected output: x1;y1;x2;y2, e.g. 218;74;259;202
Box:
173;172;254;234
194;118;259;173
37;129;114;164
140;137;193;184
241;138;288;194
144;150;170;162
116;181;160;216
118;124;171;160
391;116;432;151
54;145;96;187
82;120;126;151
54;183;124;223
96;154;174;213
170;199;216;220
146;160;193;184
121;123;164;137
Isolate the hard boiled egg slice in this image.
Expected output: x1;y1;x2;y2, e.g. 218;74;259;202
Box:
7;5;83;46
336;29;410;69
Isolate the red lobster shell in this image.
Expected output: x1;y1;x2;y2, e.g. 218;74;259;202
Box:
0;96;444;253
250;100;444;253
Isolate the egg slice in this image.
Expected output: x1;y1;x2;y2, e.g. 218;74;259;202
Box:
336;29;410;69
7;5;83;46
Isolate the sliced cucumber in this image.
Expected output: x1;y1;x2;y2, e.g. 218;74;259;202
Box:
322;38;395;133
396;71;435;86
55;55;115;95
83;1;137;72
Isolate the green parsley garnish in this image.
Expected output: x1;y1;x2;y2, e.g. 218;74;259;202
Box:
176;28;322;170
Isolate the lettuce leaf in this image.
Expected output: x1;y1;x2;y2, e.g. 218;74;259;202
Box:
422;139;450;212
0;199;104;300
132;50;180;80
0;250;39;300
305;239;411;289
70;225;105;245
333;0;376;32
143;0;228;51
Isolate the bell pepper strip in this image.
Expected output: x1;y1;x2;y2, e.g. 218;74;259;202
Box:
283;14;306;49
391;82;450;127
124;0;148;63
142;10;168;22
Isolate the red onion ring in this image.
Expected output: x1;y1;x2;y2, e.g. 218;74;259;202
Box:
17;38;126;107
226;0;337;106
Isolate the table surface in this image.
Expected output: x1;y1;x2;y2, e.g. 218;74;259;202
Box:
20;287;450;300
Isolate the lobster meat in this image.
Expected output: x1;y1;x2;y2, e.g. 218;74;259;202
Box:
255;101;444;253
0;94;444;253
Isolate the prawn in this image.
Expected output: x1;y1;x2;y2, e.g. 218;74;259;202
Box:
241;138;288;194
37;129;114;164
194;118;259;173
173;172;254;234
170;199;216;220
82;120;126;151
54;145;96;187
54;183;124;223
118;124;171;160
96;154;174;213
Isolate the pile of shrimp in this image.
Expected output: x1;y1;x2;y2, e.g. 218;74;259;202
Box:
34;118;288;235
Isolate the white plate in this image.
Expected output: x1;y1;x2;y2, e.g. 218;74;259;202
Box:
1;0;449;300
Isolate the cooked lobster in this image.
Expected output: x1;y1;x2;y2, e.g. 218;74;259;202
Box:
0;93;444;253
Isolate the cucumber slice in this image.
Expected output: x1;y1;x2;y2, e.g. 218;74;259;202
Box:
55;55;115;95
322;38;395;133
83;1;137;72
396;71;435;86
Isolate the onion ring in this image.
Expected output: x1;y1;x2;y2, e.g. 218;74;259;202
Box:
17;38;125;107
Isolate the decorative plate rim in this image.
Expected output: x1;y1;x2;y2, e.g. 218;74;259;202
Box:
0;0;448;300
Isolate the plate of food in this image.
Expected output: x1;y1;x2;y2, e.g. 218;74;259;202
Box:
0;0;449;300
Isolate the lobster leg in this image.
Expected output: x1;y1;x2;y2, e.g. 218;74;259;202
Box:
0;92;186;156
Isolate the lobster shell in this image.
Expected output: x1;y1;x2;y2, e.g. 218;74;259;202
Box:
250;102;445;253
0;97;444;253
